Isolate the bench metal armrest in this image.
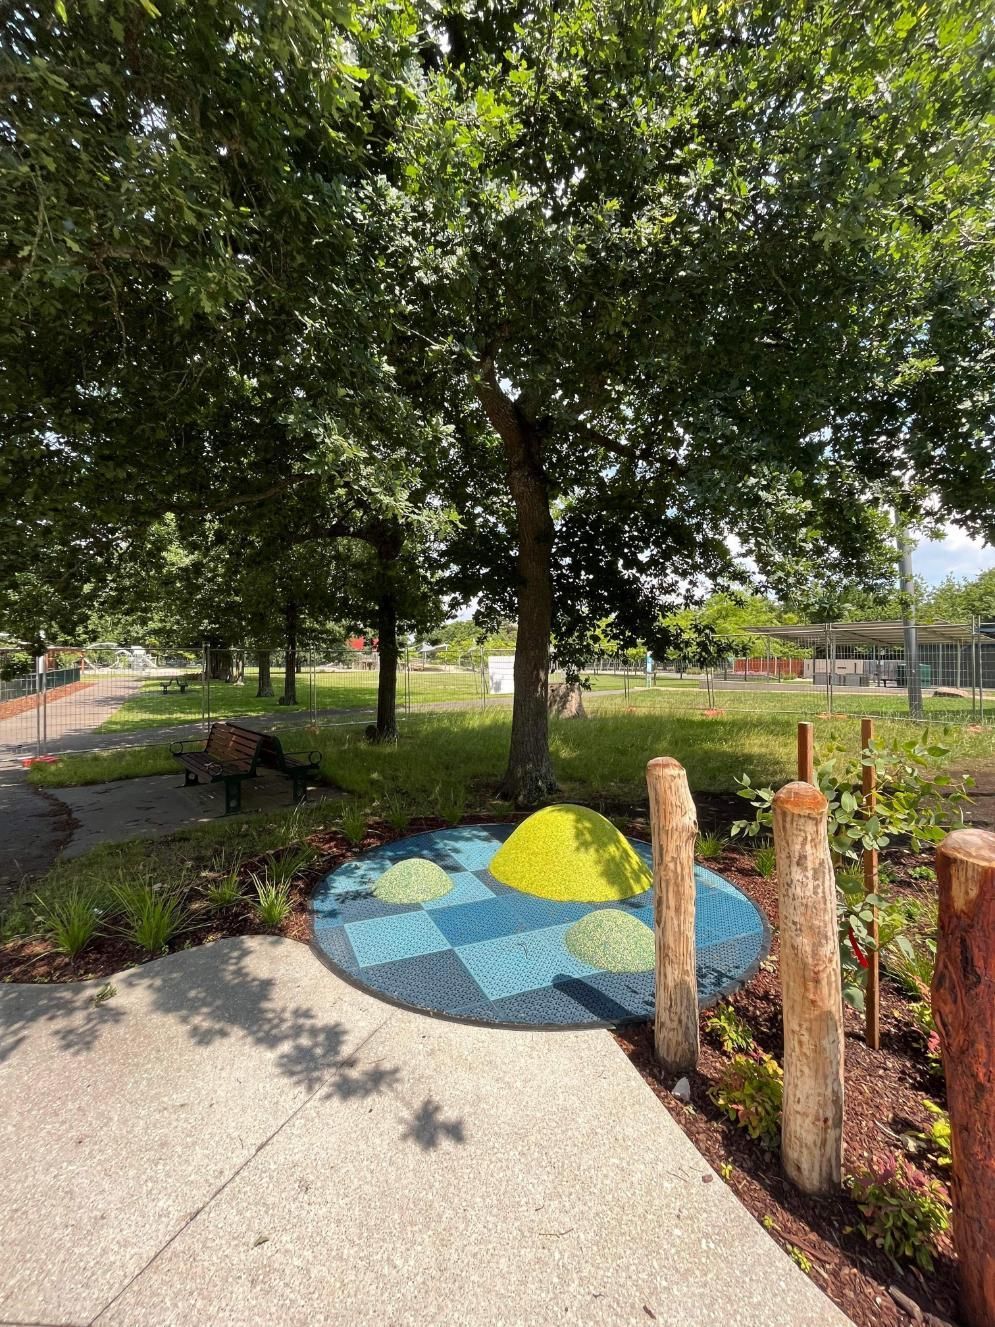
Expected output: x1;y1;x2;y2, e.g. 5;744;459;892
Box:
170;739;205;755
285;749;322;766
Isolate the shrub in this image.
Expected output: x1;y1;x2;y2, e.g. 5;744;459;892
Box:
696;832;727;861
339;804;367;845
380;793;412;832
113;881;188;955
710;1052;783;1148
706;1002;755;1054
918;1101;952;1168
849;1155;950;1271
36;886;101;960
253;874;292;927
752;843;777;879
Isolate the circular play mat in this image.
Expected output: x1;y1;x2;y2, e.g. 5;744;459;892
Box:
311;819;769;1029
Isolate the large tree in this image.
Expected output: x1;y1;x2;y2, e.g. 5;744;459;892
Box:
391;0;995;802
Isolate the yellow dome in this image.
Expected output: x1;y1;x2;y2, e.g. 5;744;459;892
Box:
491;804;651;902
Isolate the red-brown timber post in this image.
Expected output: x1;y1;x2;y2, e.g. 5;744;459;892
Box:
797;721;814;784
932;827;995;1327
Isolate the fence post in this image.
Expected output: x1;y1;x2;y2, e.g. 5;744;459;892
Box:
861;717;880;1050
796;721;814;783
932;827;995;1327
646;757;699;1075
773;781;844;1194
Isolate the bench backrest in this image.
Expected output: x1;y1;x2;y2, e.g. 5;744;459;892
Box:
256;733;287;770
205;722;264;770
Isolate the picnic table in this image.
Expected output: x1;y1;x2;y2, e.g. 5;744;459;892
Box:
158;676;199;695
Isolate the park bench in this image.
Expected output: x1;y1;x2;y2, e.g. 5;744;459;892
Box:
257;733;323;805
158;675;199;695
171;722;265;814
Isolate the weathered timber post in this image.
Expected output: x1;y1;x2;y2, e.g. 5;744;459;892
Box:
646;757;699;1074
932;827;995;1327
773;782;844;1194
796;721;814;783
861;717;880;1050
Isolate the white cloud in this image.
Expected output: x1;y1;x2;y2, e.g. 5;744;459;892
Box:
914;524;995;585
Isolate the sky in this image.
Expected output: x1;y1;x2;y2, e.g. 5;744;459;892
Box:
913;524;995;586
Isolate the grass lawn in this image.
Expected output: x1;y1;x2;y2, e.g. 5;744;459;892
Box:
11;701;992;947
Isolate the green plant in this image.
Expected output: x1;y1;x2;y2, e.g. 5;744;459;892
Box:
339;804;368;846
836;870;918;1012
92;982;116;1006
752;843;777;879
205;871;244;909
113;880;188;955
909;864;937;883
848;1155;950;1271
710;1052;783;1148
733;733;972;863
918;1101;952;1168
253;874;292;927
433;782;467;826
789;1247;812;1274
884;936;936;1002
36;887;101;960
706;1002;755;1054
265;843;315;886
696;831;727;861
380;793;413;832
719;1161;734;1181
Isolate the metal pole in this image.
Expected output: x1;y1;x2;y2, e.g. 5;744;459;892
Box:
41;651;47;753
34;653;43;759
897;522;924;720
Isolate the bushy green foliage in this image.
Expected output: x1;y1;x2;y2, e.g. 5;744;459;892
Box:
918;1101;952;1169
696;832;727;861
339;804;368;845
706;1003;755;1054
265;844;315;886
253;875;292;928
849;1156;950;1271
113;880;188;955
710;1053;783;1148
752;843;777;879
432;782;467;826
204;869;243;910
35;886;101;959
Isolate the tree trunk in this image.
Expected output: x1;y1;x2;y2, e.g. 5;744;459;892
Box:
476;362;557;806
932;827;995;1327
280;602;298;706
256;650;273;698
373;588;399;742
209;647;234;682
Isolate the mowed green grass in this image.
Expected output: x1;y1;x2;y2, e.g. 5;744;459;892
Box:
96;668;489;734
32;700;995;797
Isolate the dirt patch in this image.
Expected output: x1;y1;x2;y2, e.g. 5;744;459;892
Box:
615;844;956;1327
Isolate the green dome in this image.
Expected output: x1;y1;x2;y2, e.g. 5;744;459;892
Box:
491;804;651;902
565;910;655;972
372;858;453;905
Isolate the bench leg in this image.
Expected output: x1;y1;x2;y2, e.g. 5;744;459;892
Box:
184;769;199;787
291;774;308;805
224;780;241;815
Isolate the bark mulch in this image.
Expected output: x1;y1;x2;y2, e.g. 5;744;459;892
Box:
615;844;957;1327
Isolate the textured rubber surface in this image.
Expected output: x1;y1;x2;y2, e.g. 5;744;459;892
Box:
311;824;770;1029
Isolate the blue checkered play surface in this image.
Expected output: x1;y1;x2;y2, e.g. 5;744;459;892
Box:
311;824;769;1028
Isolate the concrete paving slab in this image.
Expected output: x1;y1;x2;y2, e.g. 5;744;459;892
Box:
0;937;851;1327
0;767;72;887
59;772;343;859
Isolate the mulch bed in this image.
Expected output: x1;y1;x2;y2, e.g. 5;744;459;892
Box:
615;843;958;1327
0;679;94;723
1;805;960;1326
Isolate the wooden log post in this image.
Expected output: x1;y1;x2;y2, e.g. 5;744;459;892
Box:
646;757;699;1075
861;717;880;1050
797;721;814;784
931;827;995;1327
773;782;845;1194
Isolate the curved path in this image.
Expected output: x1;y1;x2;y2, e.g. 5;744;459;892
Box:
0;936;850;1327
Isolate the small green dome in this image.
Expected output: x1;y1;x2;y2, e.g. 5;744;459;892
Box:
372;858;453;904
565;909;655;972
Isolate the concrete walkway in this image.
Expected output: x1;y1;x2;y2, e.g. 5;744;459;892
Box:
0;936;850;1327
